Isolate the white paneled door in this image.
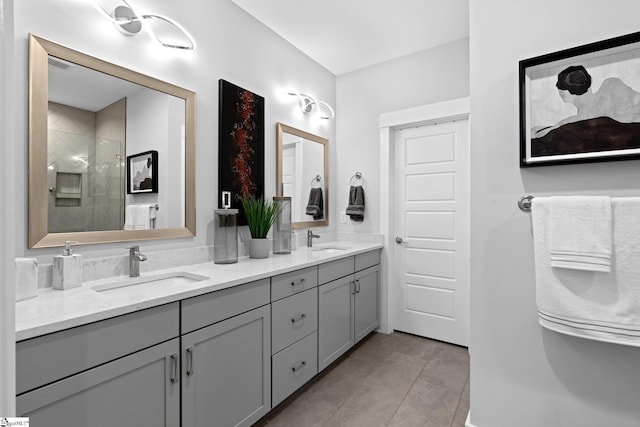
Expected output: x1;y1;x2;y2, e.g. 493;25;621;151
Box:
393;119;470;346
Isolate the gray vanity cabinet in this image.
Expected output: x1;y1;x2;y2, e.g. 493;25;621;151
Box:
318;250;380;371
270;267;320;406
181;279;271;427
16;303;181;426
181;305;271;427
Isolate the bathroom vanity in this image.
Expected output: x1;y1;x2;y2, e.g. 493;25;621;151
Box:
15;243;381;427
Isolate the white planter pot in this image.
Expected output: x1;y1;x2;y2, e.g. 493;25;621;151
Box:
249;238;270;259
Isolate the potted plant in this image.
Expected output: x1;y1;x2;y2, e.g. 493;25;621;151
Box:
240;195;282;259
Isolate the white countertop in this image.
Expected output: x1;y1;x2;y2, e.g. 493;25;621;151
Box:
16;242;382;341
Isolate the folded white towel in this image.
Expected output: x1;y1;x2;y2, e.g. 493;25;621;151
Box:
549;196;612;272
15;258;38;301
133;205;151;230
124;205;137;230
532;197;640;346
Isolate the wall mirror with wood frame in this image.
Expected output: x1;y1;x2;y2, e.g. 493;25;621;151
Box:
28;34;196;248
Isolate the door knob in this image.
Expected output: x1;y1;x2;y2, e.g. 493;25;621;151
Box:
395;237;408;246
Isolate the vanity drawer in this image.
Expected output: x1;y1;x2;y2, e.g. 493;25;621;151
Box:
355;250;381;272
181;278;270;334
271;288;318;354
271;266;318;302
318;256;355;285
16;302;179;395
272;331;318;407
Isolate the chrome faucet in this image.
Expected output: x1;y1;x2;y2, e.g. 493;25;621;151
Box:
129;245;147;277
307;230;320;248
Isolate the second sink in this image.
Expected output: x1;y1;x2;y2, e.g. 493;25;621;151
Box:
92;271;209;293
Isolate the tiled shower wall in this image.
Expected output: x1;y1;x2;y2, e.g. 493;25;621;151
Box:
47;100;125;233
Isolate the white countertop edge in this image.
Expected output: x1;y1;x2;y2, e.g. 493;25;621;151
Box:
16;242;383;341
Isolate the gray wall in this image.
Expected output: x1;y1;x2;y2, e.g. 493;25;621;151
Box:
470;1;640;426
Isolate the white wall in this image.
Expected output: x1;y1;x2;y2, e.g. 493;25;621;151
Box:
335;38;469;233
1;0;16;416
470;1;640;426
13;0;335;262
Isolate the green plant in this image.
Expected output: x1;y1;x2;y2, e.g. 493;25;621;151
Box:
240;195;282;239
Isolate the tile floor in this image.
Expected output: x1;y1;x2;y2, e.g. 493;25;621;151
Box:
258;331;470;427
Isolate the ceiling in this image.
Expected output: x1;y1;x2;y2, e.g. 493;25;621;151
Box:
230;0;469;76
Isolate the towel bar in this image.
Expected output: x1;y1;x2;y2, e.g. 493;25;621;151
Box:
518;195;534;212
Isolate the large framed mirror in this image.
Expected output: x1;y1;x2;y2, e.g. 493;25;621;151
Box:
276;123;329;228
29;34;196;248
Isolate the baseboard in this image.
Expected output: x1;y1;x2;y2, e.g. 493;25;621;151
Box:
466;411;477;427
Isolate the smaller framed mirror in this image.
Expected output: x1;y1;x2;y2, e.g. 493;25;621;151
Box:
276;123;329;228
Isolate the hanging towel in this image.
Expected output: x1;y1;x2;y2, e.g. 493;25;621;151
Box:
124;205;137;230
306;188;324;220
133;205;153;230
549;196;612;272
125;204;156;230
532;197;640;346
346;185;365;222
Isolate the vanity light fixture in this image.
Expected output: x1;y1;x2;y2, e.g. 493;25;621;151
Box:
288;92;335;120
94;0;196;50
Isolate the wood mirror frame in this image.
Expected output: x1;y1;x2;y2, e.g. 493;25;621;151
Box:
28;34;196;248
276;123;329;228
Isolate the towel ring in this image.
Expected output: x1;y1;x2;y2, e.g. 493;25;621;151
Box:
310;175;322;188
350;172;363;186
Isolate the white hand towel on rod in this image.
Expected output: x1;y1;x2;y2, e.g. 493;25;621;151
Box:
549;196;612;272
124;205;137;230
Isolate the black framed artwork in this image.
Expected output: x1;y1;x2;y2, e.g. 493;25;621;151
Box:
520;31;640;167
218;79;265;224
127;150;158;194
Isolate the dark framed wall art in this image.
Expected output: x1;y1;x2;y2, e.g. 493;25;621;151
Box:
127;150;158;194
218;79;265;223
520;31;640;167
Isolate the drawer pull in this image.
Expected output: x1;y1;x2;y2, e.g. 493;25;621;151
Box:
170;354;178;384
291;278;307;287
291;361;307;372
356;279;361;294
186;348;194;376
291;313;307;323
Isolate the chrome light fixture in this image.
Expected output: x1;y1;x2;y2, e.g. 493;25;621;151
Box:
288;92;335;120
94;0;196;50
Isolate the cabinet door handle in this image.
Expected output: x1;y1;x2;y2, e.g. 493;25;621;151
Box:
356;279;361;293
170;354;178;384
291;360;306;372
351;280;357;295
291;313;306;323
291;278;306;287
186;348;194;376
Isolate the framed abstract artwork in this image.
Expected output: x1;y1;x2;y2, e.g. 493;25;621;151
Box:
218;79;265;223
127;150;158;194
520;31;640;167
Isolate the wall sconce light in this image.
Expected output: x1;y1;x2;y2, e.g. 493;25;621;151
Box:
94;0;196;50
288;92;335;120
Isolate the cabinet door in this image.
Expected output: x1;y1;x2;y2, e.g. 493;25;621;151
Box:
182;305;271;427
17;338;180;427
355;265;380;343
318;275;355;371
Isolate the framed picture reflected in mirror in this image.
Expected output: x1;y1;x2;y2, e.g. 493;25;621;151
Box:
127;150;158;194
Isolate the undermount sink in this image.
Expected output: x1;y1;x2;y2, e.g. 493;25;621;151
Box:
311;246;349;254
92;271;209;293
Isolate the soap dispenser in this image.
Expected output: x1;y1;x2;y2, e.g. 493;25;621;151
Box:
53;241;82;290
